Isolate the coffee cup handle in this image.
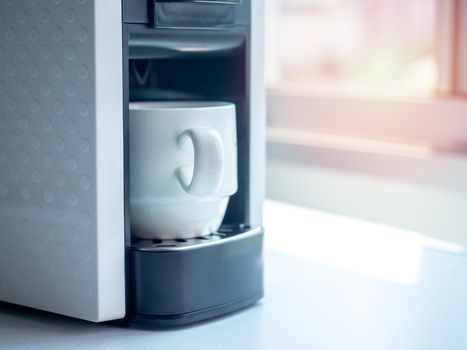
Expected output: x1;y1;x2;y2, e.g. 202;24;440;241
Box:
177;127;224;197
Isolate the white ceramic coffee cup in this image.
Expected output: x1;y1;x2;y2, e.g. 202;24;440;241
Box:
129;101;237;240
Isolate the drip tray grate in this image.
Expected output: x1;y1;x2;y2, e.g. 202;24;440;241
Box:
131;224;259;252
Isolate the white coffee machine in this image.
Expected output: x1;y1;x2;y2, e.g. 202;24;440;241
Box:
0;0;265;327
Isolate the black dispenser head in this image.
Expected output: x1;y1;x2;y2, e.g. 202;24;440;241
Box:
153;0;242;28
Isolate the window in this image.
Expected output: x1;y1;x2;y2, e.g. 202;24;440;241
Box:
268;0;437;96
266;0;467;149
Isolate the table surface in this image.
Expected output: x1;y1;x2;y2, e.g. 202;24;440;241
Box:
1;200;467;350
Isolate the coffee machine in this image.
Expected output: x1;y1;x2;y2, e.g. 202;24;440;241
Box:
0;0;265;327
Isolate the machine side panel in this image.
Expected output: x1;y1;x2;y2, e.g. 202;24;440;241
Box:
248;0;266;226
95;0;125;321
0;0;125;321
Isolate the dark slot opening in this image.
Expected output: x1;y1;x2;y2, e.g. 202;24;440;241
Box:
128;28;249;226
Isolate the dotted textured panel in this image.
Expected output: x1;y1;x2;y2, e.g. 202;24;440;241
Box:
0;0;98;320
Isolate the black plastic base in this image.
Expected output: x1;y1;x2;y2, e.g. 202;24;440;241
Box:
128;293;263;328
127;226;264;328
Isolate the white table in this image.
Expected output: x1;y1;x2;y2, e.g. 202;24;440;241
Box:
1;200;467;350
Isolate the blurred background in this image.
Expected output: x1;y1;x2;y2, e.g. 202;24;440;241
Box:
265;0;467;245
267;0;437;95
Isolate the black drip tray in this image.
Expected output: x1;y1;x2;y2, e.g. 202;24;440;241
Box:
128;225;264;327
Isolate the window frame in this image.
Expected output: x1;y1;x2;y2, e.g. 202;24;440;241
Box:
268;91;467;153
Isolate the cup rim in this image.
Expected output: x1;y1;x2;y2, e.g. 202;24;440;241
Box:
130;101;234;110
